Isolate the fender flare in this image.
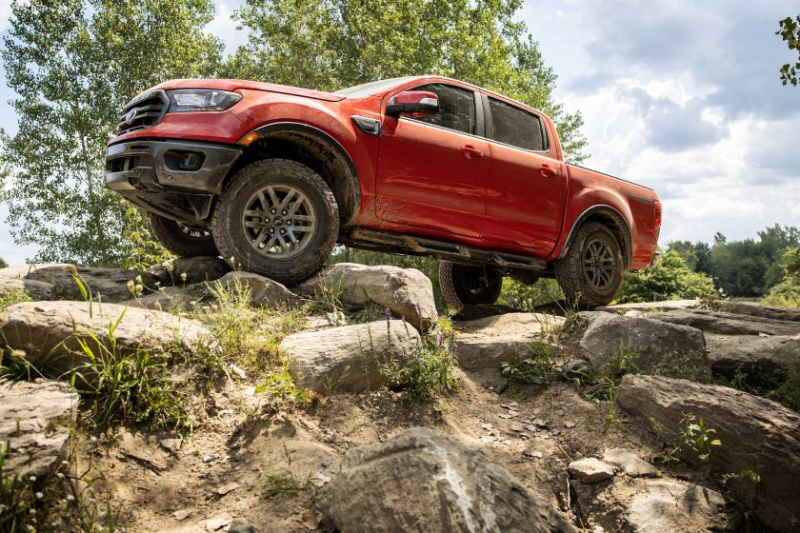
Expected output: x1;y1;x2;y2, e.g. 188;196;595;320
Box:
558;205;633;267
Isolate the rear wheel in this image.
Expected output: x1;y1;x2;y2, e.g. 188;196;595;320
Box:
149;213;219;257
439;262;503;310
555;222;623;307
211;159;339;285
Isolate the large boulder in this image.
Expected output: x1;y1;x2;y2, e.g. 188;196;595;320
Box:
0;301;212;377
0;379;78;482
328;427;576;533
716;301;800;322
126;286;205;312
281;320;420;394
297;263;437;329
626;479;728;533
705;333;800;378
595;300;701;313
577;312;710;379
649;309;800;336
617;374;800;532
148;256;231;285
211;271;304;308
1;264;159;303
454;313;565;373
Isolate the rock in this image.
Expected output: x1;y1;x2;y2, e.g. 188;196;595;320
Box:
0;301;212;377
297;263;438;329
0;269;55;300
454;313;565;372
0;380;78;482
577;312;710;379
127;286;203;312
148;256;230;285
216;482;239;495
568;457;615;483
159;437;182;453
596;300;701;312
202;514;232;531
328;427;576;533
172;509;194;521
627;479;728;533
228;518;256;533
602;448;659;478
212;271;304;308
649;309;800;336
453;303;519;320
13;264;160;303
705;333;800;378
716;301;800;322
617;374;800;532
281;320;420;394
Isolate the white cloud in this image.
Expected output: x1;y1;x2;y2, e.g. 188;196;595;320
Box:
205;0;248;54
0;0;14;34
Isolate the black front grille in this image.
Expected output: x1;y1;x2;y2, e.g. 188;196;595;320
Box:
118;91;167;134
106;155;141;173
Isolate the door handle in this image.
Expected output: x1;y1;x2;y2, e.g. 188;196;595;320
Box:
460;145;484;159
541;164;557;178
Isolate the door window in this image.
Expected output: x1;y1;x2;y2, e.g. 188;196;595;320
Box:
409;83;476;135
489;97;546;151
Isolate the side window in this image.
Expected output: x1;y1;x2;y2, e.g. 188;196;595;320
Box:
489;97;545;151
409;83;476;135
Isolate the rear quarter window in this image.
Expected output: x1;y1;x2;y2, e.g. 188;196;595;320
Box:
489;97;546;151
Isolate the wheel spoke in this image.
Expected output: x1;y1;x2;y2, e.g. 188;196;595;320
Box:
287;193;307;215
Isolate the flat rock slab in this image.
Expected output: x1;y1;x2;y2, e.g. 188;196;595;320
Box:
617;374;800;532
627;479;728;533
602;448;659;478
577;312;710;379
0;379;78;482
706;333;800;377
649;309;800;336
297;263;438;329
126;286;205;312
716;301;800;322
0;264;161;303
0;301;212;377
212;272;304;308
281;320;420;394
454;313;565;372
568;457;615;483
596;300;701;313
328;427;576;533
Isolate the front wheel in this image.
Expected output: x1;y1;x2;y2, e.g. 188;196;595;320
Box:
555;222;623;307
439;262;503;311
149;213;219;257
211;159;339;285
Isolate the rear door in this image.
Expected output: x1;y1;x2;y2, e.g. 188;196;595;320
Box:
375;82;489;237
481;95;567;254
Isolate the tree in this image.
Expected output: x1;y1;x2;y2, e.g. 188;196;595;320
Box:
0;0;221;266
0;258;7;269
764;247;800;308
226;0;587;162
615;251;717;304
778;15;800;86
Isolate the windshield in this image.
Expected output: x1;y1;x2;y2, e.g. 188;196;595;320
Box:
333;76;418;98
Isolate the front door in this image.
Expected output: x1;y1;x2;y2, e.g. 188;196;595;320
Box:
375;83;489;237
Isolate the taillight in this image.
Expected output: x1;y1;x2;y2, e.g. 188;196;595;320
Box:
654;200;662;238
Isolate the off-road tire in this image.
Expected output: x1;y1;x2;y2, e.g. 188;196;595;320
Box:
439;262;503;310
149;213;219;257
211;158;339;285
555;222;623;307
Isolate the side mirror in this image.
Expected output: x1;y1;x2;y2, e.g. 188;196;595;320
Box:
386;91;439;117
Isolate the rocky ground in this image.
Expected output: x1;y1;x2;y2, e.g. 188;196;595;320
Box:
1;259;799;532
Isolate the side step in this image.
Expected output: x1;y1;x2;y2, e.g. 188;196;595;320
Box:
343;228;548;272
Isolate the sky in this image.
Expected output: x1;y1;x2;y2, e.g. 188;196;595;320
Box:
1;0;799;264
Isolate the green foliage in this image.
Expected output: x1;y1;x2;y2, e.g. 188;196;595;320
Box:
498;340;560;391
0;0;221;265
228;0;587;162
0;290;31;312
574;342;640;403
616;251;717;303
120;206;175;271
255;358;314;405
778;15;800;86
671;414;722;471
0;447;34;533
71;326;192;433
0;258;7;268
763;247;800;308
767;349;800;412
261;444;304;497
382;318;459;401
497;278;564;311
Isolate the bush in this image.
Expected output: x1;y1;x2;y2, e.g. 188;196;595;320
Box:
497;278;564;310
763;247;800;308
615;251;717;303
0;257;7;268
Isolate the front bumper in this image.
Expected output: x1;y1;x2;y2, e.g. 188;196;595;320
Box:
104;139;242;194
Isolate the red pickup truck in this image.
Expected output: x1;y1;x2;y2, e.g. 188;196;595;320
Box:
105;76;661;308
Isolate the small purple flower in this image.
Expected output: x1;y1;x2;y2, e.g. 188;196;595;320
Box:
436;334;444;348
384;307;391;320
450;331;455;341
451;343;458;353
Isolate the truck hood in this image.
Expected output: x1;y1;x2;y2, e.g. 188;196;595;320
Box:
152;79;346;103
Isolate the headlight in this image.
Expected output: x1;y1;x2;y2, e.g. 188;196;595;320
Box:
166;89;242;112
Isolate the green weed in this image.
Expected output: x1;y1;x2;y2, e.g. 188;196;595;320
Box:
0;290;31;312
498;341;560;392
0;447;33;532
255;358;314;405
261;444;304;497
